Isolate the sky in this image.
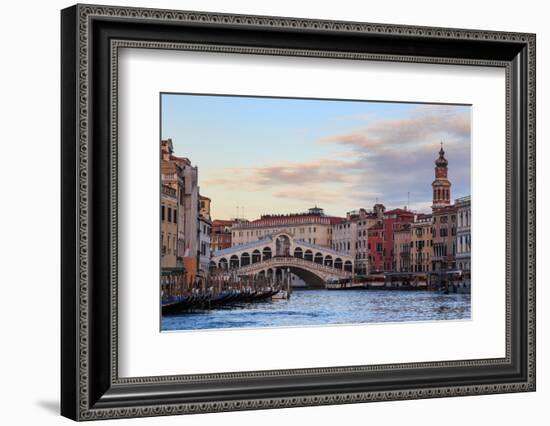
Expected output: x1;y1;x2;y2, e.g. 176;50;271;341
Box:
161;94;471;220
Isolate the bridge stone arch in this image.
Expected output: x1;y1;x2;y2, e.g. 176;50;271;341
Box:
234;257;352;288
211;231;355;287
275;234;291;256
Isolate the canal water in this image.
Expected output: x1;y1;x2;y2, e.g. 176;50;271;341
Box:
161;290;471;332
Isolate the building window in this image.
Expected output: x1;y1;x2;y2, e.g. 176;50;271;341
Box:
167;207;172;223
161;205;165;221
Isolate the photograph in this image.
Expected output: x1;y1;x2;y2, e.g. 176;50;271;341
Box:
159;94;472;331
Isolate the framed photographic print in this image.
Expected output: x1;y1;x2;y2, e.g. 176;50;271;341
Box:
61;4;536;421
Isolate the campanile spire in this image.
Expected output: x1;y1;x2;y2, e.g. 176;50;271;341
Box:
432;142;451;209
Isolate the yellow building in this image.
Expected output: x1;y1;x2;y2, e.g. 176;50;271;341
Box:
411;213;433;273
393;223;412;272
160;184;185;297
161;138;200;288
200;195;211;220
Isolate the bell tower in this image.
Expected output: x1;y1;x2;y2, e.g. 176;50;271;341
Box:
431;142;451;209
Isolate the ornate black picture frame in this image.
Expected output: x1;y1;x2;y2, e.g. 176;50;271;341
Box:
61;4;536;421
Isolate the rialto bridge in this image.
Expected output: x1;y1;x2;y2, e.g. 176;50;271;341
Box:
210;232;354;288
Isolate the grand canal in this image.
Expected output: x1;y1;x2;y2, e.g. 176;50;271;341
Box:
161;290;471;331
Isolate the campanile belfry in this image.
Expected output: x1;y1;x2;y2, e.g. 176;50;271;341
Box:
431;142;451;209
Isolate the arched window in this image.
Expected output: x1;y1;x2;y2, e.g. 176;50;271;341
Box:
344;261;353;272
252;249;261;264
324;255;333;267
314;252;323;264
241;252;251;266
262;247;272;261
294;247;303;259
304;250;313;262
334;258;343;269
229;255;239;269
219;257;228;269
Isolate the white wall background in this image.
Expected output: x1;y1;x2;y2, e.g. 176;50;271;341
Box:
0;0;546;424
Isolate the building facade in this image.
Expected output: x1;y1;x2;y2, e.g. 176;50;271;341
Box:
161;138;201;287
367;223;384;273
211;219;234;252
199;195;211;220
231;207;342;248
332;207;382;276
198;215;212;278
160;184;178;266
431;145;457;274
160;184;185;296
381;208;415;272
393;222;412;272
198;195;212;278
352;209;379;276
411;213;433;273
161;140;186;263
455;196;471;272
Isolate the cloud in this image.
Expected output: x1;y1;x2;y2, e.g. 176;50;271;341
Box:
318;105;471;211
320;105;470;151
203;104;471;216
204;158;360;191
254;159;358;186
272;188;353;205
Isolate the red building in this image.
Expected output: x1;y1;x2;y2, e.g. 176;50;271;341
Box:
211;219;237;252
367;223;384;273
381;208;415;271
